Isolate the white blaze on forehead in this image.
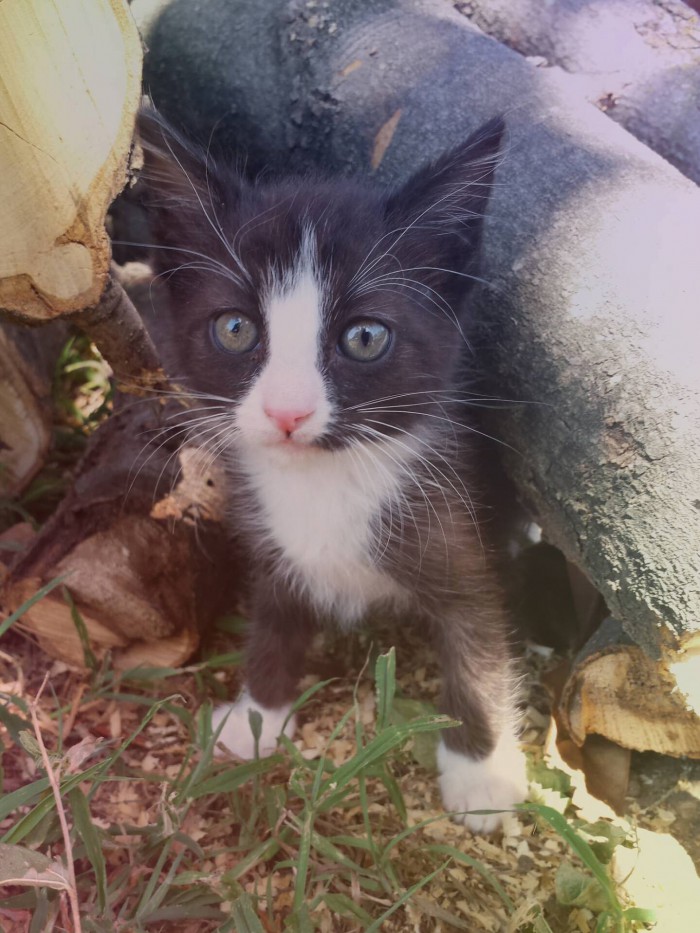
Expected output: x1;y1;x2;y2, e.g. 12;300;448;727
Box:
233;226;332;446
260;229;326;413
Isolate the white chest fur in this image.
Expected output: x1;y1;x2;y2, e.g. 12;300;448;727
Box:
240;443;409;624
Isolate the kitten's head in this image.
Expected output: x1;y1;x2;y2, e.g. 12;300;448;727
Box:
137;109;503;463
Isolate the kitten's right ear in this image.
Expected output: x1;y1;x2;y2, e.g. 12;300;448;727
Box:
136;107;230;270
138;107;209;205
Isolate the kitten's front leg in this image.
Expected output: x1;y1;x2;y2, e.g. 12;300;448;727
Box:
433;600;528;834
212;579;315;759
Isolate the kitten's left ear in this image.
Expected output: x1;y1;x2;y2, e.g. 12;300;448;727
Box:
384;116;504;263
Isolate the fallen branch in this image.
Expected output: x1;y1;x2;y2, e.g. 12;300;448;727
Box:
72;271;167;391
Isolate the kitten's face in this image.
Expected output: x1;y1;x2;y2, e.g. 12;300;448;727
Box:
138;112;503;463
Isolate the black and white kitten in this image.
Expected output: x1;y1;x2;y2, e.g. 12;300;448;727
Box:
138;110;527;833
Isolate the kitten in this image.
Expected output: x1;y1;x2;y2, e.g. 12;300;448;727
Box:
137;109;527;833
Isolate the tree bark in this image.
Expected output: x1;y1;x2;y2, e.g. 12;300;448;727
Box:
72;272;167;390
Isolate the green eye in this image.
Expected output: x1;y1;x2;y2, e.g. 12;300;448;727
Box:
340;320;391;361
213;312;259;353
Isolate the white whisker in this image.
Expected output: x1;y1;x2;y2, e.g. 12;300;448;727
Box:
362;419;482;548
111;239;246;288
157;131;253;286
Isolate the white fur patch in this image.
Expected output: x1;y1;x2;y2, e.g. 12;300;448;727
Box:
235;228;332;446
437;729;528;834
211;690;295;759
232;226;415;623
239;439;410;623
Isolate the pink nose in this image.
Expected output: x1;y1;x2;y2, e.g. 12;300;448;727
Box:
264;406;315;435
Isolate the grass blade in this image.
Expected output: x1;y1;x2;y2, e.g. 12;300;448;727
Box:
320;715;454;809
427;844;515;912
134;836;175;919
222;837;283;883
374;762;406;822
520;803;620;912
137;848;187;919
68;787;107;912
292;813;314;915
2;765;104;844
309;829;366;873
365;861;450;932
63;588;98;671
186;756;282;800
374;648;396;731
321;893;373;925
230;892;266;932
0;778;51;822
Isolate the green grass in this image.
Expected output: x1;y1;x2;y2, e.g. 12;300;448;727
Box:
52;333;113;434
1;332;112;535
0;591;655;932
1;635;460;930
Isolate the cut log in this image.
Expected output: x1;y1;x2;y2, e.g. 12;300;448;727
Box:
0;321;66;498
2;393;242;670
455;0;700;187
0;4;227;668
560;618;700;760
0;0;142;321
0;1;166;390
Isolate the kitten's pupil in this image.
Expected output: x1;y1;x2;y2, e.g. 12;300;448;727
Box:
340;320;391;362
213;311;259;353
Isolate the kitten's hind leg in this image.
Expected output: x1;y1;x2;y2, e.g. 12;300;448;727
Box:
212;580;316;760
433;603;528;833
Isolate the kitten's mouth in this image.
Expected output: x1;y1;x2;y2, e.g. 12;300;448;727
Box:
248;428;341;455
253;431;350;455
264;434;319;453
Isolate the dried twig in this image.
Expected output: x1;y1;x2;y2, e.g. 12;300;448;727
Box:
29;673;83;933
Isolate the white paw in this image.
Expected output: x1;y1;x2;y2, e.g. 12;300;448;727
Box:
437;730;528;834
211;690;296;759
